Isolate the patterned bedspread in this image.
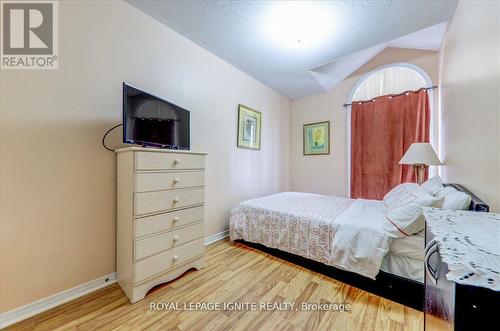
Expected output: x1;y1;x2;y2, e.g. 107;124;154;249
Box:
229;192;393;279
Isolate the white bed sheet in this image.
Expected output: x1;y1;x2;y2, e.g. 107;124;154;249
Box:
381;231;424;282
390;231;425;260
381;254;424;282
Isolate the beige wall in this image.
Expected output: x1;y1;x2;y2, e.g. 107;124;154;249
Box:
439;0;500;212
0;1;290;312
290;48;439;197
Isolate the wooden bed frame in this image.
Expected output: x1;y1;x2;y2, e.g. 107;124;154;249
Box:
235;184;489;311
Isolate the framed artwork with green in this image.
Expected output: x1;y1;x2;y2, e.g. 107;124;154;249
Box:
303;121;330;155
237;104;261;150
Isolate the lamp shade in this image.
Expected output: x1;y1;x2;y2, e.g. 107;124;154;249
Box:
399;143;442;165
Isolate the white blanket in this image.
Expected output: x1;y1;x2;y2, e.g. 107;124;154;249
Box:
229;192;393;279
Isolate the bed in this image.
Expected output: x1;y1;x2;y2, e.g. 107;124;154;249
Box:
229;183;489;310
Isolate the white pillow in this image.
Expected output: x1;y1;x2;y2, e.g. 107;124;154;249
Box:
385;189;443;237
437;187;472;210
383;183;419;209
420;176;445;196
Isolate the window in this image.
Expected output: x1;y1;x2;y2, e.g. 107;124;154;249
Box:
347;63;437;194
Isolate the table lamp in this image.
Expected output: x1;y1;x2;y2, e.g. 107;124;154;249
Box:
399;143;442;185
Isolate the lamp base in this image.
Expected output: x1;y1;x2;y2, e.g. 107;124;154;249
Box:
413;164;427;185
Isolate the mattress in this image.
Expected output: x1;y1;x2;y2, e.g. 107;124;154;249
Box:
381;231;425;282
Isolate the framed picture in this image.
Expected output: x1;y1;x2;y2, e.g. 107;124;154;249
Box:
303;121;330;155
237;104;262;150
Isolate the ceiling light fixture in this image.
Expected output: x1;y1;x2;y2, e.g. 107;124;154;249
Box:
265;1;334;48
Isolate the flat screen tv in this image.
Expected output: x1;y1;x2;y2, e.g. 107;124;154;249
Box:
123;83;190;150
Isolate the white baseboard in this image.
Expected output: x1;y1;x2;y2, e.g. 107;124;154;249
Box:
205;230;229;245
0;273;116;329
0;232;230;328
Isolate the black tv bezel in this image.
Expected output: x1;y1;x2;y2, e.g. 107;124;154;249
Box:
122;82;190;150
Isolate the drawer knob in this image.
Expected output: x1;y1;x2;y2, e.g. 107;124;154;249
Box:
173;255;179;261
173;197;180;203
173;235;179;242
173;158;181;164
173;178;180;184
173;216;180;222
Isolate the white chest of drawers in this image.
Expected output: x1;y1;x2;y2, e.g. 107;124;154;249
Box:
116;147;206;303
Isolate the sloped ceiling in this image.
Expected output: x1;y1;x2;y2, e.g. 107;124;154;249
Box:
126;0;458;99
310;22;449;91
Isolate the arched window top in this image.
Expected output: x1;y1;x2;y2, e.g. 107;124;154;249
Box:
351;63;431;102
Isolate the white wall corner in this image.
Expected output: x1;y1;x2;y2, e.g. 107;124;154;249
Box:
205;230;229;245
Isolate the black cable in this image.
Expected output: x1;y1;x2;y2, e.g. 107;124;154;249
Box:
102;123;123;152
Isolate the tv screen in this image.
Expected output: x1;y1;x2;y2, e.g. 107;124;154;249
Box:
123;83;190;150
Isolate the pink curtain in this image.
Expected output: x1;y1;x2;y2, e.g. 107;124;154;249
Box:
350;89;430;200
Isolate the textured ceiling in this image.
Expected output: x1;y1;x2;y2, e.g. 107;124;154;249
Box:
126;0;458;99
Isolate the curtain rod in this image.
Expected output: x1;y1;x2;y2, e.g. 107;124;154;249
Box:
342;85;438;108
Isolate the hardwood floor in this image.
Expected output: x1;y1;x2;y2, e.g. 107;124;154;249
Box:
5;239;423;330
